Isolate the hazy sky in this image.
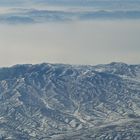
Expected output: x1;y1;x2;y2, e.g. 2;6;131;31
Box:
0;1;140;66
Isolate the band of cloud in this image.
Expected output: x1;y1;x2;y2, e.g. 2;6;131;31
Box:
0;9;140;24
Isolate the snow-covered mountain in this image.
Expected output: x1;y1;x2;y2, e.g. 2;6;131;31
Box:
0;62;140;139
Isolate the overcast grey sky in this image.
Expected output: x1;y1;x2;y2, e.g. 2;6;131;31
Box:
0;1;140;66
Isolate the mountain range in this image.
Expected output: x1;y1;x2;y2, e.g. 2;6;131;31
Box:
0;62;140;139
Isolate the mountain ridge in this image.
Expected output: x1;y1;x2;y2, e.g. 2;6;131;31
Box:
0;62;140;139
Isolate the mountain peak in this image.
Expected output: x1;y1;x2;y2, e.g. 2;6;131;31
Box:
109;62;128;66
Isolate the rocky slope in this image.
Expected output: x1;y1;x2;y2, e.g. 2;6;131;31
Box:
0;62;140;140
